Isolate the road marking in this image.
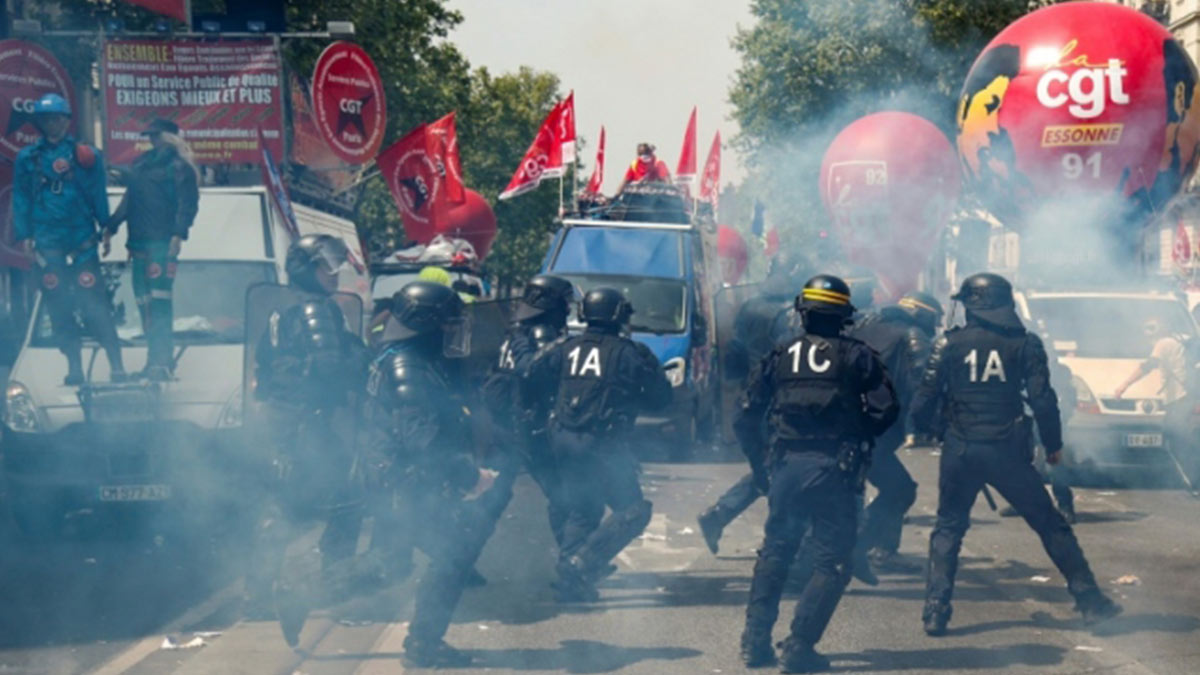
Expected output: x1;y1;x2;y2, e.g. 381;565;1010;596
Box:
90;579;243;675
353;621;408;675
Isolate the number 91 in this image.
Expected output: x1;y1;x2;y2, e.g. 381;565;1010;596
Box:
1062;152;1102;180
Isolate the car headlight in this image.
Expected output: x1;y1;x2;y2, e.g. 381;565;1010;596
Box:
217;385;244;429
664;357;686;388
4;381;41;433
1071;375;1099;415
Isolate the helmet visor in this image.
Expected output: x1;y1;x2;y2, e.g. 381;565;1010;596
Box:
314;238;351;276
442;315;472;359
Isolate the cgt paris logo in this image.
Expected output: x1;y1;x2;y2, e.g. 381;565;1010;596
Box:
391;149;441;225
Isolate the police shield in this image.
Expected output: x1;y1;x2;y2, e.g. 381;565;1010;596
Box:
715;282;764;445
242;282;364;426
460;298;518;381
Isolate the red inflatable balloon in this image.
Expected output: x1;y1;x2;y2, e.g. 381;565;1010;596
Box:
820;111;961;301
716;225;748;285
958;2;1200;230
441;189;497;260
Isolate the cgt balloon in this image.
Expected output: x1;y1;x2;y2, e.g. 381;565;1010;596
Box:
716;225;748;285
957;2;1200;234
820;111;961;301
441;189;497;260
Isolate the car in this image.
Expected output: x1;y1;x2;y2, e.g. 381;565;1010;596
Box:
1015;288;1197;482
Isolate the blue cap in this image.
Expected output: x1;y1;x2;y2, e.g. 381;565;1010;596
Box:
33;93;71;116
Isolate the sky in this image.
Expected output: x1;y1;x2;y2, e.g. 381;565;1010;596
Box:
446;0;754;195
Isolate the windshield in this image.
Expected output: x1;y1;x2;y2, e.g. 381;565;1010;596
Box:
1027;296;1196;359
559;273;688;334
30;261;277;347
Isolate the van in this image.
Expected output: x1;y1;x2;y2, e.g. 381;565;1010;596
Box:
1;186;367;534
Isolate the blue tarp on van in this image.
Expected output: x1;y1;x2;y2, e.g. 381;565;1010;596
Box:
551;227;684;279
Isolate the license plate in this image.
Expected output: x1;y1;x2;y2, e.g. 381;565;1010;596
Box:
1124;433;1163;448
99;484;172;502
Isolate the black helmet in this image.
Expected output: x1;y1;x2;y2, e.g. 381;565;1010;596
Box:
796;274;855;317
952;273;1021;329
286;234;349;294
581;287;633;327
387;281;464;339
513;274;575;322
897;290;945;330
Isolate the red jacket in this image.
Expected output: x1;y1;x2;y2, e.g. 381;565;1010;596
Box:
624;158;671;183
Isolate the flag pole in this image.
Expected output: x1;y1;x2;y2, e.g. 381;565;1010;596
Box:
559;174;565;217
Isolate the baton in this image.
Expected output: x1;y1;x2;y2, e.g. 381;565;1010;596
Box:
981;484;998;511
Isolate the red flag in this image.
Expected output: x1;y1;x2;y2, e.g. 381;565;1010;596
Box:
764;227;781;258
585;126;605;194
121;0;188;21
698;131;721;215
675;106;698;184
558;91;577;164
428;112;466;204
1174;219;1192;267
499;95;573;200
377;124;454;243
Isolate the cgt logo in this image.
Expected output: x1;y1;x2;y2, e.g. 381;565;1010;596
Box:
11;98;38;113
1035;55;1130;120
339;98;363;115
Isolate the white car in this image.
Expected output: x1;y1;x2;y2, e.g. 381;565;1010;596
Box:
1015;289;1196;478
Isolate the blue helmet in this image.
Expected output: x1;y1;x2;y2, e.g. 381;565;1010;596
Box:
33;93;71;116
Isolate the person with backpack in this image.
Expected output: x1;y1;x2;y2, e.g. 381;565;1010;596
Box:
106;118;200;380
13;93;126;384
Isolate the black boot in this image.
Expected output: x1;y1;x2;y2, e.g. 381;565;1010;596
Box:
64;351;84;386
403;635;471;667
1077;590;1122;625
273;581;309;648
739;628;776;668
554;556;599;602
851;547;878;586
922;602;951;636
697;508;723;555
779;637;831;673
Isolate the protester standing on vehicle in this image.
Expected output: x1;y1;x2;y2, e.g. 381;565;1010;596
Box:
1113;317;1198;492
852;291;943;573
13;93;126;384
911;273;1121;636
616;142;671;194
482;275;576;549
525;287;672;602
106;118;200;380
361;281;497;667
698;252;810;554
244;235;367;634
738;274;898;672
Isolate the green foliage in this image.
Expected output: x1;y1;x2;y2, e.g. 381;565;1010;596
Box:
730;0;1049;251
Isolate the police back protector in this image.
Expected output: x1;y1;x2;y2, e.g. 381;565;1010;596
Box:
941;325;1026;442
771;334;861;446
552;333;629;434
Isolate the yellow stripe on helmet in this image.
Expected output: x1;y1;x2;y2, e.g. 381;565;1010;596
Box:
899;297;939;314
802;288;851;305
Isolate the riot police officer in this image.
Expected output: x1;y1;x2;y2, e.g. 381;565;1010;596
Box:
851;290;943;571
698;253;809;554
13;93;126;384
363;281;497;667
481;274;575;548
910;273;1120;636
245;235;367;629
526;287;672;602
738;275;897;672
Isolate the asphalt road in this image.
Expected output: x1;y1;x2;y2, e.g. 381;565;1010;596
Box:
1;449;1199;674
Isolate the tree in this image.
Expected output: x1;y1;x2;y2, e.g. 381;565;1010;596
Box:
729;0;1048;250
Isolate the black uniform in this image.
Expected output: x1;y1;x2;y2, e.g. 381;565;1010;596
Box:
850;305;933;557
246;296;366;617
363;334;488;653
526;313;671;600
738;275;898;670
482;321;567;543
910;274;1118;634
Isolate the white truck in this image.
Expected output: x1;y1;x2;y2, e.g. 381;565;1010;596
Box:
1;186;368;535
